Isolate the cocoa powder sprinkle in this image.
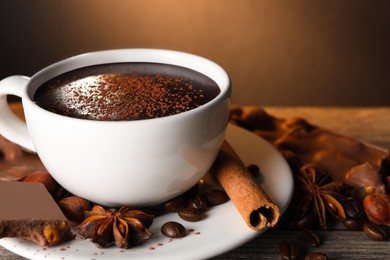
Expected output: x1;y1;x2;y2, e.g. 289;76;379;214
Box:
34;63;220;121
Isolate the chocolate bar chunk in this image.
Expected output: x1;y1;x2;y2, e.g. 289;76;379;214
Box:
230;105;390;193
0;182;75;246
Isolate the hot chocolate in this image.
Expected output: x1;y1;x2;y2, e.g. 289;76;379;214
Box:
33;63;220;121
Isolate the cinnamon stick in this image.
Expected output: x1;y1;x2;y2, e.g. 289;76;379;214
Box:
210;141;280;230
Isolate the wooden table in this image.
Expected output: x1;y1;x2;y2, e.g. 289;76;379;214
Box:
1;106;390;259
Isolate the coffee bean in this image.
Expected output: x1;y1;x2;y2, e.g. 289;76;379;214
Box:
305;252;328;260
279;240;300;260
164;194;188;212
203;189;229;207
363;222;387;241
278;240;290;260
296;212;318;229
302;229;321;247
178;207;204;222
288;240;300;260
161;221;186;238
342;218;365;231
163;184;199;212
188;195;207;210
343;199;364;219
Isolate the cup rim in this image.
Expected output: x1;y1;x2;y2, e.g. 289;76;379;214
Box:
23;48;231;124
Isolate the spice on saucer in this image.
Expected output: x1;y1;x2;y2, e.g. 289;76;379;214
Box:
210;141;280;230
75;205;154;248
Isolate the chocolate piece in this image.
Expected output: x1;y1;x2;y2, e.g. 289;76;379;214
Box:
0;182;75;246
230;106;390;194
231;106;390;226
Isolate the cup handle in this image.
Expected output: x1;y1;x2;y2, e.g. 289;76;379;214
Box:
0;75;36;152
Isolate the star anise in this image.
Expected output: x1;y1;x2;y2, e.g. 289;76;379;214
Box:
75;205;154;248
295;165;347;228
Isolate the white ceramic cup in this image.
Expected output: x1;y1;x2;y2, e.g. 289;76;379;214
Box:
0;49;231;206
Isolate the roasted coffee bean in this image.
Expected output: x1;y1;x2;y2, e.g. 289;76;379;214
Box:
343;199;364;219
247;164;261;178
164;185;200;212
161;221;186;238
363;222;387;241
305;252;329;260
178;207;204;222
296;212;318;229
203;189;229;207
278;240;290;260
302;229;321;247
188;195;207;210
342;218;365;231
279;240;300;260
164;194;188;212
289;240;300;259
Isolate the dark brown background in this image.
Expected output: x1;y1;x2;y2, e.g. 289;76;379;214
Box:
1;0;389;106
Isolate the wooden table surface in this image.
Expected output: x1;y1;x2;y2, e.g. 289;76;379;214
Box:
1;106;390;259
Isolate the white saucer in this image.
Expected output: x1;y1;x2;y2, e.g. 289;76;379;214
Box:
0;124;294;260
